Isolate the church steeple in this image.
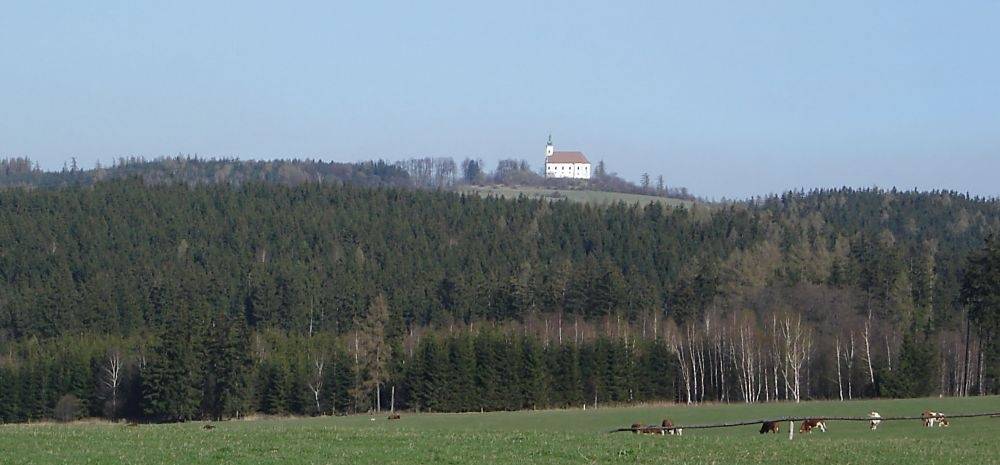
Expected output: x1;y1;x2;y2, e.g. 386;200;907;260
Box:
545;134;554;157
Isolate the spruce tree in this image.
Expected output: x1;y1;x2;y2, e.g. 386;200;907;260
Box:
142;315;201;422
203;311;251;420
520;337;547;409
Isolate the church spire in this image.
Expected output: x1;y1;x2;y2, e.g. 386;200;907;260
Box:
545;134;554;157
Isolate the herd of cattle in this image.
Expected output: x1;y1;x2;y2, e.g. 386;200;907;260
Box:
631;410;952;436
866;410;951;430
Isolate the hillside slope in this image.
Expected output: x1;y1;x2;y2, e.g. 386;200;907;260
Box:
0;180;998;422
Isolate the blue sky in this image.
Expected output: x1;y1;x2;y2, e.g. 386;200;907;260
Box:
2;1;998;199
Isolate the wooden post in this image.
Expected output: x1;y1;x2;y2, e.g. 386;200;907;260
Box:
390;386;395;413
788;421;794;440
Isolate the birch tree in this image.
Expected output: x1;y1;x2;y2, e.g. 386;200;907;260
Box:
102;349;123;418
780;315;811;402
307;351;325;415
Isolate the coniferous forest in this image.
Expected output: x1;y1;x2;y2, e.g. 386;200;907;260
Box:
1;161;999;422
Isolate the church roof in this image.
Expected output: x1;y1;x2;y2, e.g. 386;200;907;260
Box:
546;151;590;164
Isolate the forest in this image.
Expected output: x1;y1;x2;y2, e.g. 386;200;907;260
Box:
0;170;998;422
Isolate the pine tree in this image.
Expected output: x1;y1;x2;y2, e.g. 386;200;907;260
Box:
880;332;937;398
356;294;391;412
416;336;448;411
520;337;547;409
0;367;16;422
446;335;476;411
258;361;289;415
962;235;1000;391
142;313;201;422
203;311;251;420
547;344;583;407
473;333;501;411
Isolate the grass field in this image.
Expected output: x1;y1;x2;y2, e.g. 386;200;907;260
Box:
459;185;697;209
4;397;1000;465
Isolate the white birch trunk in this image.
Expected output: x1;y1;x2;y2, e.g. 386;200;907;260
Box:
862;320;876;390
836;336;844;401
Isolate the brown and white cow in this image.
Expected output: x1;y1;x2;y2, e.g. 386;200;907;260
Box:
661;419;683;436
922;411;950;428
759;421;780;434
631;422;659;435
799;418;827;433
868;411;882;430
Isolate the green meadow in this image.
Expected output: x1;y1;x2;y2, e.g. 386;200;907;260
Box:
3;396;999;465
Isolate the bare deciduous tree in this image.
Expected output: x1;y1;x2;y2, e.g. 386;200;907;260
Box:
307;351;325;415
780;315;811;403
862;320;876;390
102;349;123;419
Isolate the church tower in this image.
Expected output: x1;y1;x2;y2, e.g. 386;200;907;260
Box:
545;134;554;157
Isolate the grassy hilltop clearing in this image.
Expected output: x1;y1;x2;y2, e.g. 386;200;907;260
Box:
4;396;999;465
460;185;697;208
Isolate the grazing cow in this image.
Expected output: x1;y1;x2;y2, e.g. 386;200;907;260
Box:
799;419;827;433
922;411;949;427
387;413;401;420
759;421;780;434
868;411;882;430
627;422;663;435
662;419;683;436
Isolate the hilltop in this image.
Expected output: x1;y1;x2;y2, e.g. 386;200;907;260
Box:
0;156;698;207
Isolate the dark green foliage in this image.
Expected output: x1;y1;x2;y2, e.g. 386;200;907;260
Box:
962;235;1000;389
879;332;938;398
256;361;289;415
142;317;201;422
0;177;999;421
520;338;547;409
202;312;251;420
548;344;584;407
636;339;675;401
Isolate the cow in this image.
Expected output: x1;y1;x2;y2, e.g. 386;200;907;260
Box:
868;411;882;430
799;418;827;433
630;422;668;435
662;419;683;436
387;413;401;420
922;411;949;428
759;421;780;434
631;422;656;434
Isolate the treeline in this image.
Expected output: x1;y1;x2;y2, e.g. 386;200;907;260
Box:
0;329;676;422
0;156;695;201
0;156;411;190
0;180;999;422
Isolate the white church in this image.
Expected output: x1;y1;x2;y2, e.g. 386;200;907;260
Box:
543;135;591;179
